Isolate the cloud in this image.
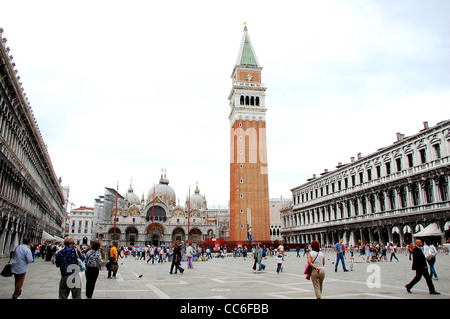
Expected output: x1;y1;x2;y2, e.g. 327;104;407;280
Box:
1;0;449;207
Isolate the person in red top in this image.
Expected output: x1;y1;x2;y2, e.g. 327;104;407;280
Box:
408;242;414;261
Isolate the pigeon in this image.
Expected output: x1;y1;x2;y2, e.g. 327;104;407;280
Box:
138;274;143;278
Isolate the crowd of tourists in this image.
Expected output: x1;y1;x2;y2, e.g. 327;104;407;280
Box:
2;236;448;299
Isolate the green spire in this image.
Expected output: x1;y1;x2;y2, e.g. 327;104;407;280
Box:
236;25;260;67
240;35;258;66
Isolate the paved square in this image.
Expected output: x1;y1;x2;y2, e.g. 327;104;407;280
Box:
0;249;448;299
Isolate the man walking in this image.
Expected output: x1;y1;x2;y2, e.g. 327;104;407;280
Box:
107;243;119;279
405;240;440;295
10;238;34;299
169;243;184;274
55;237;85;299
334;239;349;272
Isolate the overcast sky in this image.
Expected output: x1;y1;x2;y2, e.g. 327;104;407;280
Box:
1;0;449;209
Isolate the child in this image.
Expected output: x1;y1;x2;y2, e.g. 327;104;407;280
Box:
276;254;283;273
349;251;354;271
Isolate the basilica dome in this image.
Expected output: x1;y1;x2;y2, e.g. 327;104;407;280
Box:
188;184;207;210
148;174;176;206
125;185;140;205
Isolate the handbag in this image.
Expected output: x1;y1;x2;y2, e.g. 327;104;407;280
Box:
1;248;15;277
110;264;118;273
304;251;320;280
1;264;12;277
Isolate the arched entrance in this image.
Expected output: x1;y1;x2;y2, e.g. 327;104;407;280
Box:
392;226;401;245
188;228;202;242
126;227;138;246
172;227;185;243
108;228;122;244
380;227;389;244
146;223;165;246
403;225;412;245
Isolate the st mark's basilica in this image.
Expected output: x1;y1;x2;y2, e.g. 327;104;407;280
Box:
93;171;227;247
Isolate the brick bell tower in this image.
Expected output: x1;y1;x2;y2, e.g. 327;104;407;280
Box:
228;24;270;243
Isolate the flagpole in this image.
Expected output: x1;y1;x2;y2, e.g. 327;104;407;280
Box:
151;183;155;232
188;185;191;239
114;181;118;233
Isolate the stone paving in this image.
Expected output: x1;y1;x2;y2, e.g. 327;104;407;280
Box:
0;250;449;299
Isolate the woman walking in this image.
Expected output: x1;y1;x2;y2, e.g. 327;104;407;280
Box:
85;242;103;299
424;240;438;280
307;240;325;299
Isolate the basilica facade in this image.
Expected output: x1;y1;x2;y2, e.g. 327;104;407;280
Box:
92;172;224;247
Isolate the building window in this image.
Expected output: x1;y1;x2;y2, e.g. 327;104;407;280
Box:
396;158;402;171
379;192;386;211
400;186;407;208
438;176;448;201
359;172;364;184
433;144;441;159
240;96;244;105
369;194;376;213
351;175;356;186
376;166;381;178
424;179;433;203
386;162;391;175
411;182;420;206
407;153;414;168
362;196;367;214
353;199;359;216
388;189;395;210
367;169;372;181
420;149;426;164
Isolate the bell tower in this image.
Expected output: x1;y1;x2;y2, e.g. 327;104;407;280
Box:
228;24;270;243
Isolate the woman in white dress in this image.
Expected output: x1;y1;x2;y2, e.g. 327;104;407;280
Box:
307;240;325;299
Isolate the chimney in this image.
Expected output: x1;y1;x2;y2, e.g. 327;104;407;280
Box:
396;132;403;141
357;152;362;160
351;157;355;163
423;121;429;129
